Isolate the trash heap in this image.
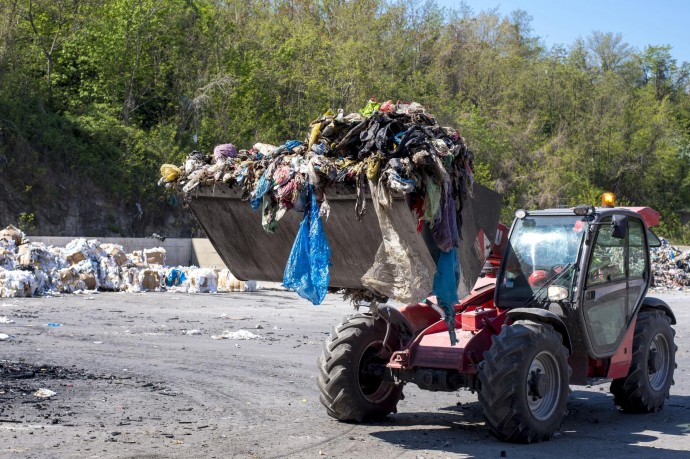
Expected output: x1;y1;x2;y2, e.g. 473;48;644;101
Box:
0;225;255;297
651;239;690;290
163;99;475;342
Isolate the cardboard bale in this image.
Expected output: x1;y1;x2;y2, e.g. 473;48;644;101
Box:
101;243;128;266
0;225;25;246
64;238;104;265
56;267;84;293
139;269;161;291
79;271;97;290
144;248;166;266
0;268;37;298
66;250;86;265
129;251;144;264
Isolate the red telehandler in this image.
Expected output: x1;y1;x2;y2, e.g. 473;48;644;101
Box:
317;194;677;443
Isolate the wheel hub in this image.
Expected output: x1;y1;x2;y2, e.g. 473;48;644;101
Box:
528;369;546;399
526;351;562;421
648;348;662;373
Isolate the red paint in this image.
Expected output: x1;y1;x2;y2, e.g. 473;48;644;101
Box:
607;316;637;379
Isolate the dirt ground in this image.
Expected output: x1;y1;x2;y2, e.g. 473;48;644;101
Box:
1;289;689;458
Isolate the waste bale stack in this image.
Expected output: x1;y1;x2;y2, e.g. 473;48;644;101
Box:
651;240;690;289
0;225;256;297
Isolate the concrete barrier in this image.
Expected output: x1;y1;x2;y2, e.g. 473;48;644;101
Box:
31;237;226;269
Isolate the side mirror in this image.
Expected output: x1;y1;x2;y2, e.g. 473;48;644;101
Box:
611;214;628;239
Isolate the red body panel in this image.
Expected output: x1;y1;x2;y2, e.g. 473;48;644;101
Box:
607;316;637;379
392;281;507;373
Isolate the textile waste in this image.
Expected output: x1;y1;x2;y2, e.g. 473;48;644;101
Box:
162;99;476;341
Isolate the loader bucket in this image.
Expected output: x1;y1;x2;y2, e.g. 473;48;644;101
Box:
187;183;501;295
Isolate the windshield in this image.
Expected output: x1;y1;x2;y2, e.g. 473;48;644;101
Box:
496;214;586;306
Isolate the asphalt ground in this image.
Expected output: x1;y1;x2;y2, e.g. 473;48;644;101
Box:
0;290;688;458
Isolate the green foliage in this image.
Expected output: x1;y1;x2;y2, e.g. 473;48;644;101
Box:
18;212;37;234
1;0;690;240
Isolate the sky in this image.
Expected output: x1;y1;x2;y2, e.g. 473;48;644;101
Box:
436;0;690;64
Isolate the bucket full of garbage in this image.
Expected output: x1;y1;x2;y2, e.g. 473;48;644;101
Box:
162;99;502;316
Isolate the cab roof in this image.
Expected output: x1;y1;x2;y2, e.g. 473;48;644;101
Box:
523;206;660;229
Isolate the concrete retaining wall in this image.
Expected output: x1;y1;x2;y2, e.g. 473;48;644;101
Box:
31;237;226;269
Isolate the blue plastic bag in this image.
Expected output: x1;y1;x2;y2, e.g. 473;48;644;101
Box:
282;186;331;304
433;249;460;345
166;268;187;287
250;173;271;210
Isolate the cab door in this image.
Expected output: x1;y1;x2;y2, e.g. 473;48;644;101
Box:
581;216;632;357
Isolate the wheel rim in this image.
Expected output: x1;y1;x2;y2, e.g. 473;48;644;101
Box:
648;332;670;391
526;350;562;421
358;341;393;403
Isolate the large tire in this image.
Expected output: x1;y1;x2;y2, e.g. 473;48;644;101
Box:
317;313;403;422
478;320;571;443
610;310;677;412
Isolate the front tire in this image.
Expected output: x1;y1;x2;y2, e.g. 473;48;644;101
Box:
479;320;570;443
610;310;677;412
317;314;403;422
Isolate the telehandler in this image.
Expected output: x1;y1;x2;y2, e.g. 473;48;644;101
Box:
317;193;677;443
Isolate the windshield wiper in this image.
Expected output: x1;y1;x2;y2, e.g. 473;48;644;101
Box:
519;262;575;308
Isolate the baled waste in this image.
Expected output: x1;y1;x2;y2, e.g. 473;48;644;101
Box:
650;239;690;289
0;225;255;297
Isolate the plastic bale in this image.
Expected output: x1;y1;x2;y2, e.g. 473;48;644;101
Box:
97;257;122;291
165;267;188;289
123;267;142;293
188;268;218;293
0;247;15;271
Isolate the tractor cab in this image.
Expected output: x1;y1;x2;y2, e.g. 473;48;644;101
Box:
496;202;663;360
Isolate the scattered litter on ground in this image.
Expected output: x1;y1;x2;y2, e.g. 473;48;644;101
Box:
211;330;263;340
33;388;56;398
0;316;14;324
46;323;62;327
0;333;9;341
185;329;202;336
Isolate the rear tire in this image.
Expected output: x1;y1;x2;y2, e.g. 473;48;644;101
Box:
610;310;677;412
317;314;403;422
478;320;570;443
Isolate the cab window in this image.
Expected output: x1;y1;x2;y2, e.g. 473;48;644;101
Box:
586;217;626;287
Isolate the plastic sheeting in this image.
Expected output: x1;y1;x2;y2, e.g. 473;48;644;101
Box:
282;186;331;305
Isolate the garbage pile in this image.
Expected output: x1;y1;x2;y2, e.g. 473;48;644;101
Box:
163;99;474;342
0;225;255;298
651;239;690;290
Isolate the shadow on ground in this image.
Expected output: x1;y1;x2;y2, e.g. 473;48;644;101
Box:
367;390;690;458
